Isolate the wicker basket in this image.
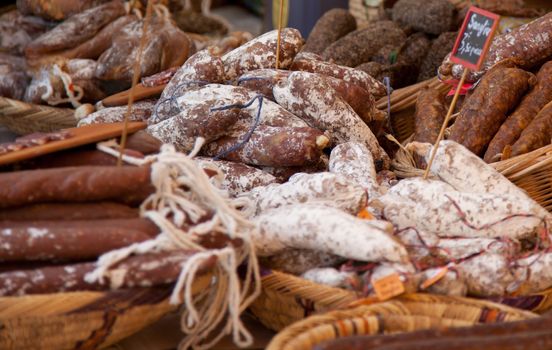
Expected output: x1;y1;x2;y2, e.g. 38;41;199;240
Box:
250;270;550;333
265;292;536;350
0;272;212;350
0;97;77;135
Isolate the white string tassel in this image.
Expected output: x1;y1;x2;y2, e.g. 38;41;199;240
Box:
91;137;261;349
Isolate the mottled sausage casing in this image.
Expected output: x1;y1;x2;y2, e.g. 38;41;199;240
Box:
273;71;389;170
201;125;329;167
291;52;386;98
0;166;154;208
194;157;279;197
153;48;225;122
0;251;213;296
485;61;552;162
511;100;552;156
222;28;303;80
413;87;447;144
449;67;534;156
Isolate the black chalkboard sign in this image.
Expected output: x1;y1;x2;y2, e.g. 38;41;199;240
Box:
450;7;500;70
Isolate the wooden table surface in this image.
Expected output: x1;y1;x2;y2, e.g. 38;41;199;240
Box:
109;313;275;350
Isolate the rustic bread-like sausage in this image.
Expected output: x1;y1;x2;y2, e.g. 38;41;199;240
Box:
303;9;356;55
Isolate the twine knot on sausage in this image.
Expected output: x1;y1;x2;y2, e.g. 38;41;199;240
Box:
40;64;84;108
91;138;260;349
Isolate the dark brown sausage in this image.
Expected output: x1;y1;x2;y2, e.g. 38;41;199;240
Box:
0;251;214;296
0;202;138;221
303;9;356;55
0;218;158;262
511;100;552;156
449;66;534;156
0;166;154;209
485;61;552;162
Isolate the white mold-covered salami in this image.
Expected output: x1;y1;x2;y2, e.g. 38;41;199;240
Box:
420;267;467;297
253;203;408;263
201;125;328;167
260;249;343;275
329;142;380;199
456;253;515;296
291;51;386;98
194;157;279;197
243;172;367;216
301;267;357;289
274;71;389;170
151;84;307;128
147;101;241;152
409;141;552;221
380;178;546;240
152;49;225;123
78;99;155;126
222;28;303;80
514;253;552;294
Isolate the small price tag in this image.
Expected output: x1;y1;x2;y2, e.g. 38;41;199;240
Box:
420;267;449;290
372;273;405;301
450;6;500;71
357;208;375;220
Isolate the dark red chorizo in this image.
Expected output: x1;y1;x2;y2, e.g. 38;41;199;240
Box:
511;100;552;156
485;61;552;162
412;87;447;144
201;125;329;167
448;66;534;156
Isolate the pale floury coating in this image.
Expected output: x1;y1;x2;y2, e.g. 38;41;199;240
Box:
456;253;515;297
253;203;408;263
301;267;356;289
380;178;546;240
409;141;552;222
273;71;389;169
329;142;380;200
152;84;307;127
243;172;367;216
222;28;303;80
514;252;552;294
193;157;278;197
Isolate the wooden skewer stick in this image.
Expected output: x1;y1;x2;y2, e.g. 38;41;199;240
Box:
275;0;285;69
117;0;155;167
423;68;469;179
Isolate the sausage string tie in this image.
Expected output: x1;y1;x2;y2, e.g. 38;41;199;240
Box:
210;95;264;160
153;80;211;118
92;139;261;350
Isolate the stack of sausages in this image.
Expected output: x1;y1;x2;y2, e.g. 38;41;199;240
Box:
413;58;552;162
0;131;226;297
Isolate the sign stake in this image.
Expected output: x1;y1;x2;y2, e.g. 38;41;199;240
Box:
275;0;285;69
118;0;154;167
423;68;469;179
